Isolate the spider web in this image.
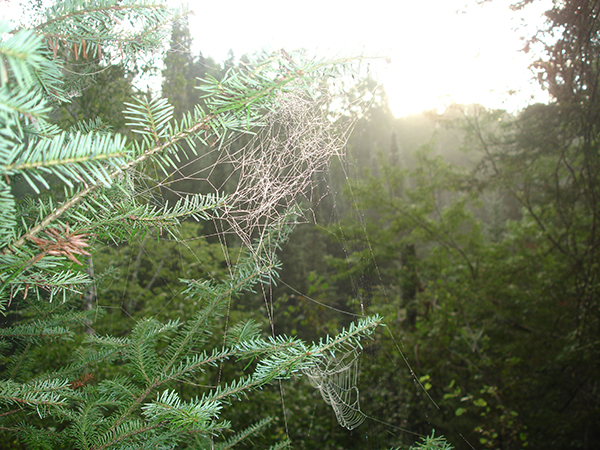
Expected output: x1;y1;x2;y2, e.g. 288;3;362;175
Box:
88;61;411;445
212;90;349;252
303;349;366;430
146;83;360;268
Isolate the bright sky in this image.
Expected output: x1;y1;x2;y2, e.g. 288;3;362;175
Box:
179;0;552;117
2;0;553;118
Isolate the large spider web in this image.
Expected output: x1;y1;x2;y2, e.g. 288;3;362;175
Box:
148;79;371;431
211;90;349;251
148;84;359;264
91;64;408;441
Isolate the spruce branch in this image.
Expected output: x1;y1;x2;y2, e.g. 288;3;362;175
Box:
3;113;214;254
33;0;185;64
0;3;380;445
4;52;360;255
212;416;276;450
34;2;169;31
0;378;71;411
91;421;162;450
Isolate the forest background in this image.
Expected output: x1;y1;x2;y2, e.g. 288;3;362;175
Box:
1;0;599;449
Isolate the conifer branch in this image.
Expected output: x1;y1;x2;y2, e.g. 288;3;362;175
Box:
4;114;214;254
34;3;171;33
0;2;377;446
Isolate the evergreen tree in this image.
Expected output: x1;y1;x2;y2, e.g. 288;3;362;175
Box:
161;20;201;120
315;1;600;440
54;63;137;134
0;1;381;448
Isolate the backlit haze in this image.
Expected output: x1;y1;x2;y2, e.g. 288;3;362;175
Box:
3;0;554;118
179;0;553;118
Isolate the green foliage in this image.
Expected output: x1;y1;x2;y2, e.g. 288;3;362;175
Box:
407;431;453;450
0;2;381;449
306;48;600;450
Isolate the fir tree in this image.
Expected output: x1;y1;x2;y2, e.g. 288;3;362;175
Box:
161;20;200;120
0;1;381;448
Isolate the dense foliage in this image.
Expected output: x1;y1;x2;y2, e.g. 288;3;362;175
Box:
0;1;381;449
265;1;600;448
2;0;599;449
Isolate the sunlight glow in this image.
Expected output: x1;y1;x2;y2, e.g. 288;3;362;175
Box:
182;0;553;117
1;0;554;117
379;1;552;116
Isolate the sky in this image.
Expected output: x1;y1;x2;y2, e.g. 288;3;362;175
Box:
178;0;553;117
2;0;553;118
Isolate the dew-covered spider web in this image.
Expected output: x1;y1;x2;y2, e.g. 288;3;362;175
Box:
87;53;448;448
201;90;348;251
138;85;356;263
303;349;366;430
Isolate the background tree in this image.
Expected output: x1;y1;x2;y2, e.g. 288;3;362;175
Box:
286;0;600;445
